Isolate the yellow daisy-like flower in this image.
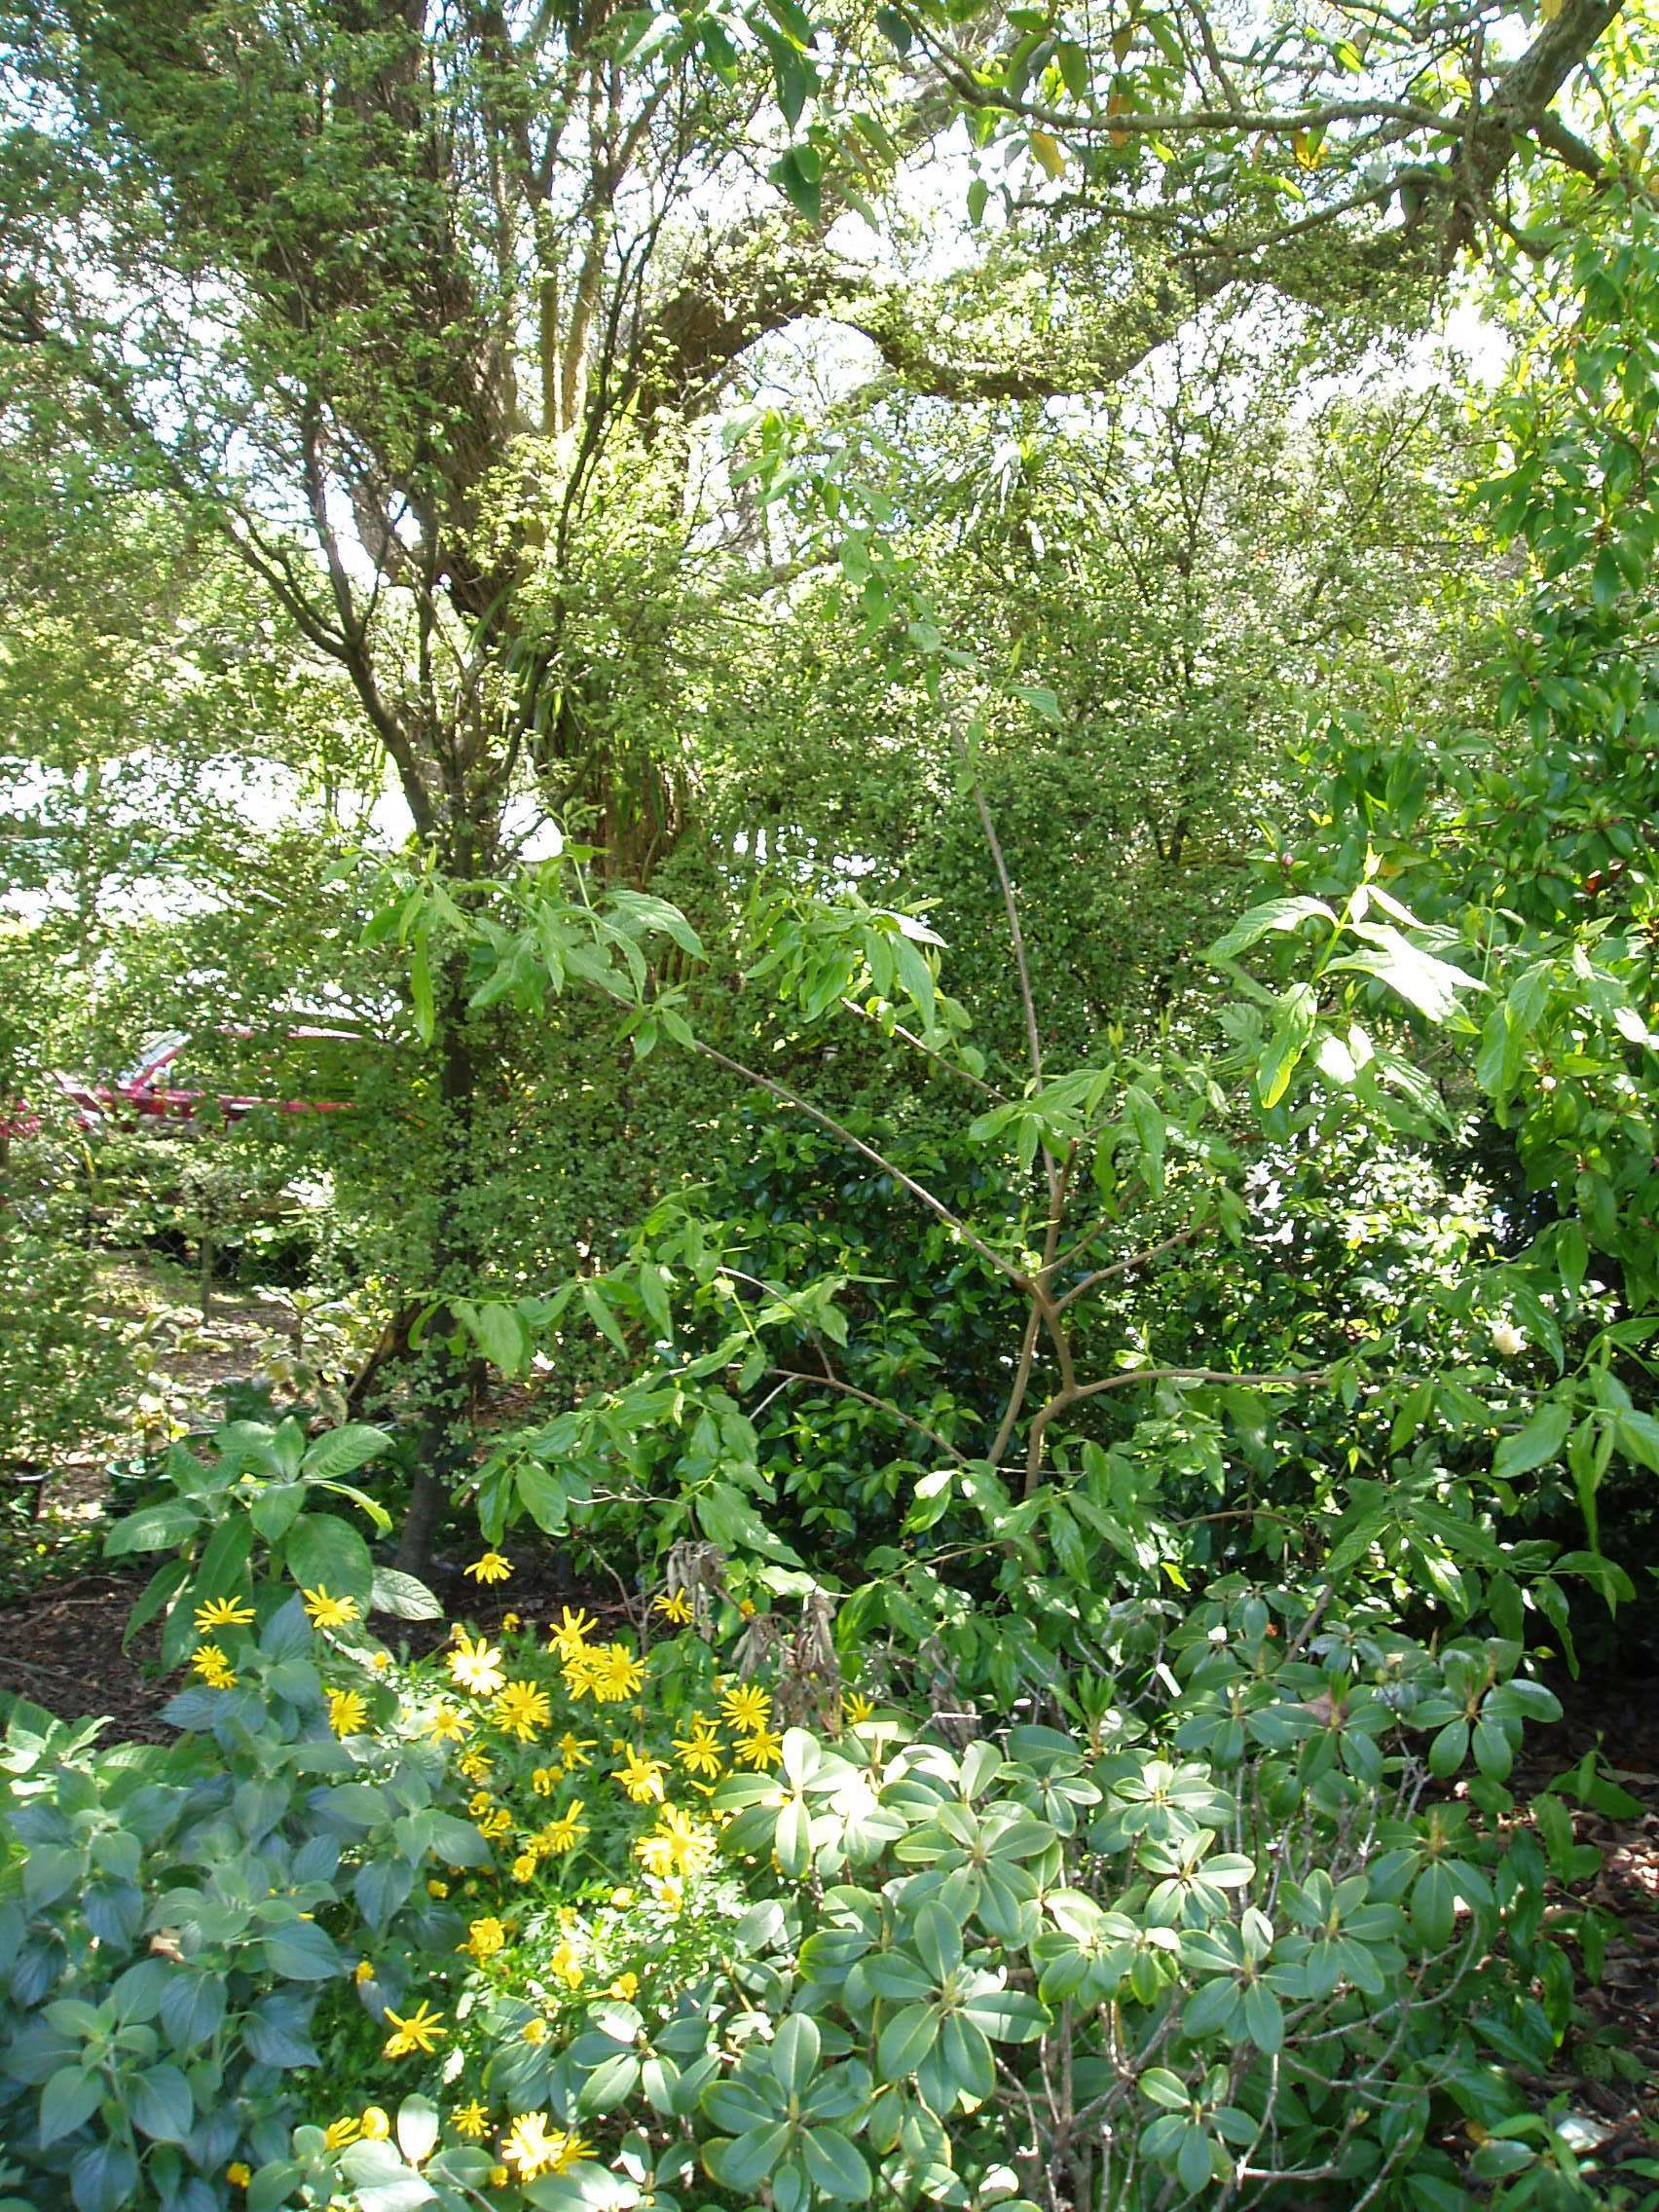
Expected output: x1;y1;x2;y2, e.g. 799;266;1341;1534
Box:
447;1630;505;1698
843;1690;875;1725
190;1643;238;1689
500;2113;560;2183
590;1643;645;1703
537;1802;587;1856
323;2116;362;2152
490;2166;509;2189
674;1717;723;1779
462;1916;506;1963
649;1874;687;1917
479;1807;514;1840
608;1972;639;2001
495;1678;553;1743
353;1958;375;1985
547;1938;584;1990
194;1596;255;1633
452;2101;488;2139
735;1720;784;1768
467;1790;495;1820
510;1851;539;1883
359;2108;391;2141
635;1805;716;1882
226;2164;251;2189
302;1585;360;1631
531;1765;559;1795
616;1747;667;1804
738;1597;757;1618
457;1749;493;1783
548;1606;597;1660
500;1611;522;1633
327;1689;369;1738
522;2017;548;2045
652;1589;693;1624
465;1552;512;1585
427;1879;450;1899
557;1731;595;1769
383;2002;446;2058
560;1647;601;1703
720;1682;771;1734
424;1704;472;1745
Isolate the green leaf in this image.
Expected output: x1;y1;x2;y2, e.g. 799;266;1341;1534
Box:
129;2063;193;2144
370;1568;444;1621
409;938;434;1047
282;1512;374;1605
1493;1401;1572;1482
302;1424;393;1481
771;2011;821;2095
772;144;822;220
1257;983;1316;1108
1207;896;1334;959
39;2066;102;2148
104;1499;201;1558
800;2126;871;2201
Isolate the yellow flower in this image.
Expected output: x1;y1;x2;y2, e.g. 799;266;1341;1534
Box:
548;1605;597;1660
843;1691;875;1725
462;1916;507;1963
736;1721;784;1769
424;1704;472;1745
556;1731;595;1769
652;1589;693;1624
650;1874;686;1916
738;1597;757;1618
608;1972;639;2001
490;2166;509;2188
457;1748;493;1783
495;1678;553;1743
323;2116;361;2152
426;1879;450;1899
465;1552;512;1585
501;2113;561;2182
720;1682;771;1734
226;2164;251;2189
590;1643;645;1703
616;1747;667;1803
452;2100;488;2138
610;1887;635;1908
190;1643;239;1689
530;1765;557;1794
501;1610;522;1633
353;1959;375;1985
537;1802;587;1856
446;1630;505;1698
547;1938;584;1990
560;1646;601;1702
674;1716;723;1779
467;1790;495;1819
510;1851;539;1883
522;2016;548;2045
383;2001;446;2058
327;1689;369;1738
359;2107;390;2141
635;1805;715;1882
480;1807;514;1840
194;1596;255;1633
303;1585;360;1631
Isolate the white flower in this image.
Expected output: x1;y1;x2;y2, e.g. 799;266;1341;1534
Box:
1489;1318;1527;1358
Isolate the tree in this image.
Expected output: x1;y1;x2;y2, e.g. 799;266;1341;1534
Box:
0;0;1640;1555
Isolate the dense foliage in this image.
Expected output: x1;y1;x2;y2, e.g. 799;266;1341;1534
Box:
4;0;1659;2207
